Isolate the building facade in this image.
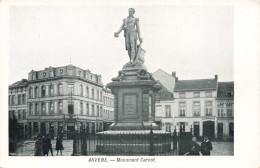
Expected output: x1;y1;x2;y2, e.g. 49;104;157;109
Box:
174;76;218;140
102;88;115;130
9;79;29;139
153;70;234;141
9;64;115;140
216;82;234;141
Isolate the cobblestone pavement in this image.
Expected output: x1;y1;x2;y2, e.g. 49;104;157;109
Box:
14;140;233;156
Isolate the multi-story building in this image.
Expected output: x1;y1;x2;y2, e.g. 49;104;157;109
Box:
173;75;218;140
102;88;115;130
216;82;234;141
153;70;234;141
9;79;29;139
155;81;174;132
9;64;115;140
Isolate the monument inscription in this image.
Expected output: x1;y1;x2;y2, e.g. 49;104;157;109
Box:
124;94;137;115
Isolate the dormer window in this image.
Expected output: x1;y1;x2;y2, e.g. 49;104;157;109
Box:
226;91;234;97
60;69;63;74
43;72;46;77
78;71;81;75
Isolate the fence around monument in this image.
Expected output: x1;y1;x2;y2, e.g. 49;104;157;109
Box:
77;126;193;156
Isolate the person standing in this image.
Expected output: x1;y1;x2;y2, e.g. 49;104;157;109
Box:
34;134;43;156
184;136;201;156
55;136;64;156
43;134;53;156
201;136;213;155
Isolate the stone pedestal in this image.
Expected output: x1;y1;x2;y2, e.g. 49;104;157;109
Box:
107;63;161;131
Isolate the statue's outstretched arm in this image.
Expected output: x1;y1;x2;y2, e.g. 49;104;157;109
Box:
114;22;125;37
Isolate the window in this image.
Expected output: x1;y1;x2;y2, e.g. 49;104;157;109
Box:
50;102;54;115
35;103;39;115
205;92;212;97
29;87;33;98
103;96;106;105
226;91;234;97
194;92;200;98
100;106;103;117
68;85;74;95
59;102;63;114
50;85;54;96
33;122;38;133
86;103;89;116
80;85;83;96
18;110;21;119
179;122;186;132
22;94;26;104
166;123;171;132
35;87;39;98
92;88;95;99
165;105;171;117
227;104;233;116
179;102;186;116
205;101;213;116
18;95;21;104
41;86;46;97
193;101;201;116
58;84;63;95
92;104;95;116
13;95;16;104
29;104;33;115
179;93;186;98
23;110;26;119
80;102;83;115
97;106;99;116
86;86;89;98
97;90;99;100
217;103;224;116
42;103;46;115
100;91;102;101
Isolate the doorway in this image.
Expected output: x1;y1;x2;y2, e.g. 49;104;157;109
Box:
217;123;223;141
194;122;200;140
40;123;46;135
203;121;215;140
67;122;75;139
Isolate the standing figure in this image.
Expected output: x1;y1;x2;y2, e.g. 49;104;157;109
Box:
185;136;201;156
55;137;64;155
114;8;143;63
34;134;43;156
43;134;53;156
201;136;213;156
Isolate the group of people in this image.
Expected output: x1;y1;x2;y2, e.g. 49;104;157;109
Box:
34;134;64;156
184;136;213;156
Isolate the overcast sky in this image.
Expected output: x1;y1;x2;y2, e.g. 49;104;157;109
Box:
9;5;234;85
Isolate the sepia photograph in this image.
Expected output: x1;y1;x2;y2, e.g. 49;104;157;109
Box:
0;0;259;168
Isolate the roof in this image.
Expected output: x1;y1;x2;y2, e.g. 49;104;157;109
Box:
217;82;234;99
152;69;175;93
9;79;29;88
174;78;217;92
156;80;174;101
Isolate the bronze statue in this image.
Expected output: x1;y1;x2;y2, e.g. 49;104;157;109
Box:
114;8;143;63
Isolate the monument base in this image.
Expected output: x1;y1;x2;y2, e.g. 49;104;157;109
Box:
96;130;171;154
109;122;160;130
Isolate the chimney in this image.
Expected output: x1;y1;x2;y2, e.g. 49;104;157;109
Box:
172;71;176;77
215;75;218;81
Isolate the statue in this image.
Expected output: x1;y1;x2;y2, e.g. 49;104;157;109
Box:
114;8;144;63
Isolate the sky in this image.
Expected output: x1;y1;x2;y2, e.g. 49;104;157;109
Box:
8;5;234;85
